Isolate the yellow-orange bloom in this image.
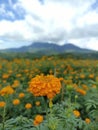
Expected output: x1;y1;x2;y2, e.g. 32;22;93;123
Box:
76;88;86;95
0;101;6;107
92;85;96;88
33;115;43;126
35;101;40;106
0;86;14;96
82;84;88;90
89;74;94;79
13;99;20;105
16;74;22;78
80;74;85;79
85;118;91;124
12;80;20;88
73;110;80;117
0;65;2;69
25;103;32;109
29;74;61;99
2;74;9;79
19;93;25;98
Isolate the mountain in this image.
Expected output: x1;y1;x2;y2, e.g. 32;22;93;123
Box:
0;42;93;54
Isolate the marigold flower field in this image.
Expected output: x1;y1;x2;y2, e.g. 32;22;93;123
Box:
0;55;98;130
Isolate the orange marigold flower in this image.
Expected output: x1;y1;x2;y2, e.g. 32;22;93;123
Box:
12;80;20;88
82;84;88;90
76;88;86;95
2;74;9;79
0;65;2;69
19;93;25;98
33;115;43;126
3;80;6;83
59;77;64;81
73;110;80;117
35;101;40;106
92;85;96;88
73;84;78;89
89;74;94;79
16;74;22;78
25;103;32;109
95;76;98;81
0;86;14;96
85;118;91;124
28;74;61;99
13;99;20;105
0;101;6;107
80;74;85;79
64;79;72;85
33;120;39;126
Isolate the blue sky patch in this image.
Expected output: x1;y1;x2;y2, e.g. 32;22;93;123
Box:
0;0;25;21
91;0;98;10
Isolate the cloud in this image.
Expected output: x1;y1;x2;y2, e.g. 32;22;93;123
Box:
0;0;98;50
67;24;98;39
69;37;98;50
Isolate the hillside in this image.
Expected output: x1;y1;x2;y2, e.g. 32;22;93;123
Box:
0;42;93;54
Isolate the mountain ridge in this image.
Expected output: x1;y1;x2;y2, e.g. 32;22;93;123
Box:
0;42;93;54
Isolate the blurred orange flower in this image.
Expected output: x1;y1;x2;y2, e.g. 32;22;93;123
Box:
73;110;80;117
0;101;6;107
85;118;91;124
0;86;14;96
76;88;86;95
25;103;32;109
19;93;25;98
12;80;20;88
2;74;9;79
35;101;40;106
33;115;43;126
13;99;20;105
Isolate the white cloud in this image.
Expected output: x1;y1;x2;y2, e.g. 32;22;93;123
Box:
69;37;98;50
0;0;98;50
77;11;98;27
0;19;37;41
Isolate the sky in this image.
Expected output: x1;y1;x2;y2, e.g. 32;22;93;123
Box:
0;0;98;50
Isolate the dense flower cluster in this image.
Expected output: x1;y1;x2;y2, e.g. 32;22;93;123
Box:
29;75;61;99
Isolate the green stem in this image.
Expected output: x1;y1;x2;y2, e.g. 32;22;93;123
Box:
42;97;48;119
69;92;71;104
2;105;6;130
61;81;65;101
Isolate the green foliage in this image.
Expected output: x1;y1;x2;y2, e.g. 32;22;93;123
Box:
0;53;98;130
0;116;33;130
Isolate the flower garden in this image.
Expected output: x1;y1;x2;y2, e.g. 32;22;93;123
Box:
0;55;98;130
